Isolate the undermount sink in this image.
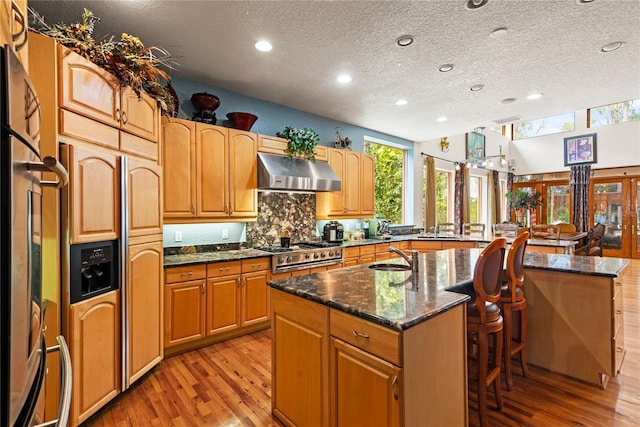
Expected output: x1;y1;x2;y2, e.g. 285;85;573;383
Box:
368;263;411;271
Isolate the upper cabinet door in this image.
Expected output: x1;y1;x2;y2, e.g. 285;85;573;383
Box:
58;45;121;128
344;151;361;215
162;119;196;218
66;145;120;243
127;159;162;238
196;124;229;217
120;87;159;142
360;153;375;216
228;130;257;217
327;148;346;216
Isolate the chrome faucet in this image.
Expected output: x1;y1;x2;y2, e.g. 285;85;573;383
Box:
388;246;420;276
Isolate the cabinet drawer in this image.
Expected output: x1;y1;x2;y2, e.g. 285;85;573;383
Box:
396;241;411;250
165;264;206;284
375;253;391;261
60;109;119;149
613;292;623;337
613;331;625;375
207;260;242;277
330;309;401;365
343;247;360;258
241;257;270;272
360;245;376;255
375;243;390;254
121;131;158;161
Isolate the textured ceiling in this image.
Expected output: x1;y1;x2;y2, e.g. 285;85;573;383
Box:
28;0;640;142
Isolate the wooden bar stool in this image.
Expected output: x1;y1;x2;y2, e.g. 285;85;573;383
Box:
467;237;507;426
500;231;530;390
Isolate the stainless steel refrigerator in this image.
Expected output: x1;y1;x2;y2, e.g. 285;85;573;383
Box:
1;45;70;426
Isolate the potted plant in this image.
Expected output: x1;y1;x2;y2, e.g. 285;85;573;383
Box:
277;126;320;161
505;189;542;226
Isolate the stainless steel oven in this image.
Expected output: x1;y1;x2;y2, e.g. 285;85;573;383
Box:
260;242;343;273
1;45;70;427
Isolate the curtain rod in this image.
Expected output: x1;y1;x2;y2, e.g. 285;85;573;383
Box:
420;152;508;173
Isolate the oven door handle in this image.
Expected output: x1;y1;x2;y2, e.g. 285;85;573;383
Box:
34;336;72;427
27;156;69;189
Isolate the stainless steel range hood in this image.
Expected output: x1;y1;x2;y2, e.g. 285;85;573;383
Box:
257;152;341;192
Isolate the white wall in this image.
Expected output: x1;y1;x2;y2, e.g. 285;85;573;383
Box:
508;109;640;175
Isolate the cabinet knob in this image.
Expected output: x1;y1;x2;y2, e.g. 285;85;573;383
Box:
201;283;205;294
391;376;399;400
115;109;121;122
121;111;128;124
192;205;196;214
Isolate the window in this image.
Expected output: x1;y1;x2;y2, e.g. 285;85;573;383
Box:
435;170;452;223
468;176;482;222
500;179;507;222
512;112;575;140
364;142;404;223
589;99;640;127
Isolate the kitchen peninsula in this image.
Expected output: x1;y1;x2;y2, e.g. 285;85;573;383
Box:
266;248;630;426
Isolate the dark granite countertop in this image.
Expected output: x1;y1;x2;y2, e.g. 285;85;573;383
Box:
523;251;628;277
163;248;272;267
163;234;580;267
268;249;475;331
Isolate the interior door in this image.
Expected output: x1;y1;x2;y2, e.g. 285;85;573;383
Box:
590;178;631;258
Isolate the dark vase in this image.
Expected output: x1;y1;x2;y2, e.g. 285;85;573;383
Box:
166;82;179;117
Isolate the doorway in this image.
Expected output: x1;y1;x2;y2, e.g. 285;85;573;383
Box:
590;177;639;258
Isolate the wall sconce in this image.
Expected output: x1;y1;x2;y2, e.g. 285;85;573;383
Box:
440;136;449;152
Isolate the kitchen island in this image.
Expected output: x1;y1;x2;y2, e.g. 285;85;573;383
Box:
268;249;474;427
267;248;630;426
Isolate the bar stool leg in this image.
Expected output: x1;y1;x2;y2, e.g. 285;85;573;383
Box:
477;327;489;427
493;328;504;410
518;305;530;378
502;304;514;390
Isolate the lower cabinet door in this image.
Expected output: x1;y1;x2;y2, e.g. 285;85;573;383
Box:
331;338;401;427
127;241;163;385
241;270;270;326
206;275;240;335
69;290;121;426
164;279;206;347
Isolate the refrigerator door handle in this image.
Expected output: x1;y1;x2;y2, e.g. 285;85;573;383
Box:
34;336;72;427
27;156;69;188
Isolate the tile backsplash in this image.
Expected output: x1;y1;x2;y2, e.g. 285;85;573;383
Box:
246;192;317;247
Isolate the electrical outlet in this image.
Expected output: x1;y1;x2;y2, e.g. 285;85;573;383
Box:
222;228;229;239
174;231;183;242
355;223;361;230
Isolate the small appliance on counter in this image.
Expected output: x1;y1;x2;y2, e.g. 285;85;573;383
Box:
323;221;344;242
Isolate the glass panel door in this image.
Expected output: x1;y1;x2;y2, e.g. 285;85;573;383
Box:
545;182;571;224
591;179;630;258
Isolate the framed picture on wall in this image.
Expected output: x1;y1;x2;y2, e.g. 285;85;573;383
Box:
564;133;597;166
466;131;485;160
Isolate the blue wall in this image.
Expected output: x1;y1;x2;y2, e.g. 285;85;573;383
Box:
170;76;414;153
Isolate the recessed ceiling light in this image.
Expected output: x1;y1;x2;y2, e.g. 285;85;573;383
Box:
396;99;408;106
601;41;624;52
470;84;485;91
337;74;352;84
465;0;489;10
254;40;272;52
396;35;414;47
439;64;454;72
577;0;596;4
527;93;543;100
489;27;508;39
437;117;447;122
500;98;517;104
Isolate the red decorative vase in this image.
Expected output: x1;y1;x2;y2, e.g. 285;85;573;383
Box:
226;112;258;131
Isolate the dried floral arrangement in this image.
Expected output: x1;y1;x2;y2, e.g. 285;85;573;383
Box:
29;8;177;116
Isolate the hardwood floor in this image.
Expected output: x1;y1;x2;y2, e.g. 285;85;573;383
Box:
85;259;640;426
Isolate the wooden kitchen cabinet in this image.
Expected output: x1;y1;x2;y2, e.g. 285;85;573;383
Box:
161;118;257;221
62;144;120;244
69;290;121;426
127;159;163;238
331;339;401;427
58;45;159;142
257;134;328;161
164;265;207;347
161;118;196;217
240;258;271;326
127;240;163;385
317;147;375;219
271;288;467;427
206;261;242;335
